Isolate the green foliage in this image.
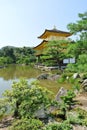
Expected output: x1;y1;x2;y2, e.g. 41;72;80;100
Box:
58;73;68;83
0;57;7;66
82;73;87;80
0;46;36;65
82;118;87;126
53;90;76;120
0;56;15;66
66;12;87;73
44;121;72;130
15;47;36;64
42;40;69;68
77;108;87;119
77;64;87;73
78;54;87;64
66;63;77;72
16;56;30;65
67;12;87;37
58;77;66;83
68;115;83;125
67;40;87;59
66;54;87;73
3;79;52;118
67;108;87;126
43;59;57;67
58;72;73;83
61;90;76;110
0;99;8;120
10;118;43;130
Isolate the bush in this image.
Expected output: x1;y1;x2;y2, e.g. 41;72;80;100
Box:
68;115;82;125
10;118;43;130
83;118;87;126
57;72;73;83
44;121;72;130
82;73;87;80
77;108;87;119
0;57;12;65
0;99;8;120
67;108;87;126
3;79;52;118
66;64;77;72
66;54;87;73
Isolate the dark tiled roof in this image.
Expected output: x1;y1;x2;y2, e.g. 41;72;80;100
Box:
47;28;71;34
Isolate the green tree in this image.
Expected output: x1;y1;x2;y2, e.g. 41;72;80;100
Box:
0;57;7;66
59;90;76;120
14;47;36;64
42;40;69;69
66;12;87;72
0;46;36;65
67;12;87;59
1;46;16;63
3;79;52;118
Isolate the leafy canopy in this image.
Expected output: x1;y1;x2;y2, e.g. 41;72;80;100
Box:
3;79;52;118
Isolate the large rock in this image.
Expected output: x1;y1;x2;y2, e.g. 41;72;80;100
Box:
37;73;49;80
35;108;47;119
49;87;67;112
73;73;80;79
55;87;67;102
37;73;60;80
73;125;87;130
82;79;87;91
48;74;60;80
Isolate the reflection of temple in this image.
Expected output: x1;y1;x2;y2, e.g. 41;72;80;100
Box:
34;27;72;65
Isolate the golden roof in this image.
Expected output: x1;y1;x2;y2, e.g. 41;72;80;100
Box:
34;40;48;51
38;28;72;39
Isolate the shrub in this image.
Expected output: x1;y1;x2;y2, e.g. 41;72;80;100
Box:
66;63;77;72
0;99;8;120
67;108;87;126
61;90;76;110
77;108;87;119
10;118;43;130
58;72;73;83
66;54;87;73
82;73;87;80
44;121;72;130
3;79;52;118
68;115;82;125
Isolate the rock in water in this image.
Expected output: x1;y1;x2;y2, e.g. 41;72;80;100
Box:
37;73;49;79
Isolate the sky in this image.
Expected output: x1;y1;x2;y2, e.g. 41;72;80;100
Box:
0;0;87;48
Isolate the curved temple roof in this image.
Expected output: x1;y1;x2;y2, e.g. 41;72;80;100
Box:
34;40;48;50
38;28;72;39
34;27;72;55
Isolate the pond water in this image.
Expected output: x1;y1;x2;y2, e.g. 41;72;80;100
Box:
0;65;59;97
0;65;71;98
0;65;37;97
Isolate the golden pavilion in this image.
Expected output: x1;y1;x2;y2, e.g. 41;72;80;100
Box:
34;27;72;57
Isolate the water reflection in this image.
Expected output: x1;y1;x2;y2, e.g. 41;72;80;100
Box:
0;77;36;98
0;65;41;97
0;65;68;98
0;65;41;80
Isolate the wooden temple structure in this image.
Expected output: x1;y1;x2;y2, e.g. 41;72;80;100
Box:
34;27;72;65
